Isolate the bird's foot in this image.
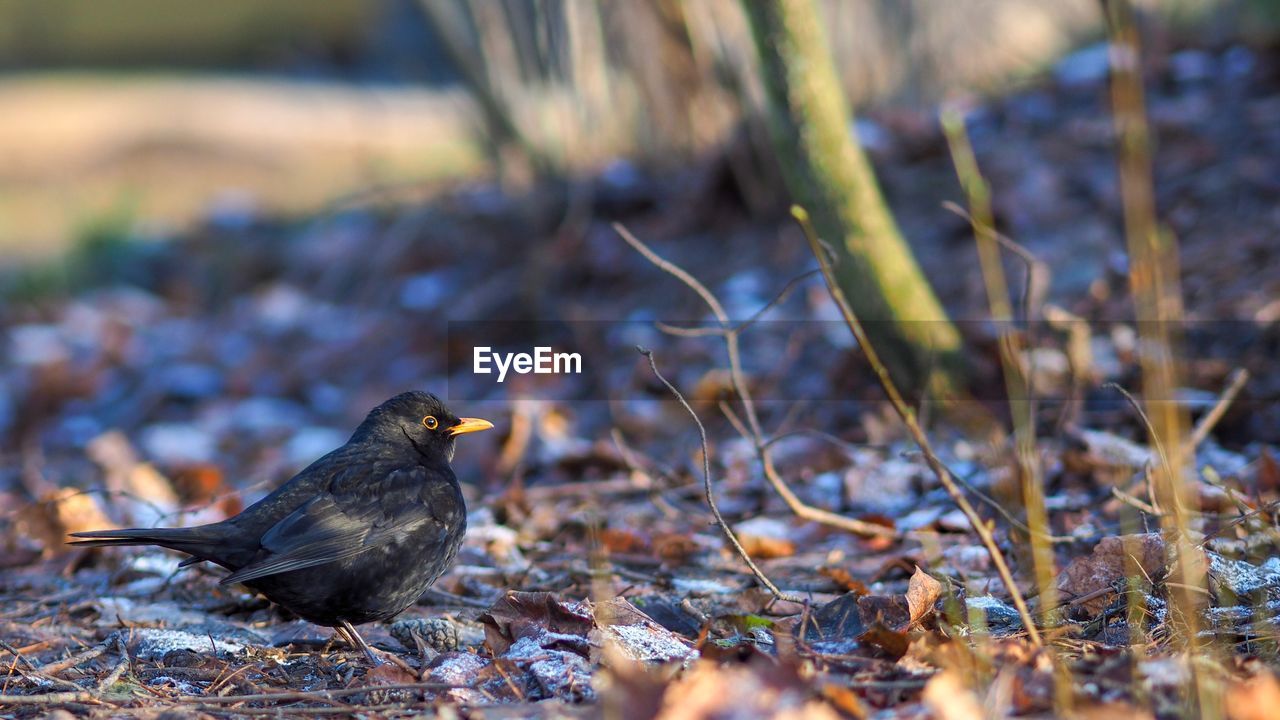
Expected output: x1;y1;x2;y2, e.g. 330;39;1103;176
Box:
334;621;416;674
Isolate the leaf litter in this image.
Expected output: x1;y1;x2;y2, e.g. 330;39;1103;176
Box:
0;38;1278;720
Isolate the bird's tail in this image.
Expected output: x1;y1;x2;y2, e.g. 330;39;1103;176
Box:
68;525;228;562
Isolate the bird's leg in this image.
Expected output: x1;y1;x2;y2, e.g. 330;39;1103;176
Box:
330;625;354;654
339;620;382;665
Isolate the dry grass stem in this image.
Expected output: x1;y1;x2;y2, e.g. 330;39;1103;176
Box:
793;205;1043;648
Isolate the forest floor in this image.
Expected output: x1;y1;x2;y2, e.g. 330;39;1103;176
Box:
1;39;1279;719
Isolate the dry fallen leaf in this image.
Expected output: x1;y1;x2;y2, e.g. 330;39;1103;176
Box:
1057;534;1167;614
16;488;118;556
600;527;651;554
906;566;943;627
652;532;699;565
364;661;419;685
818;566;870;595
738;532;796;559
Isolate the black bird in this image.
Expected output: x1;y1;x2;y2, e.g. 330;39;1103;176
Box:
70;391;492;661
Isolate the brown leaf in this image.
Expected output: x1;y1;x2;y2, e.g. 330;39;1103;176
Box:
87;431;180;522
364;661;418;686
818;566;870;595
652;532;698;565
858;623;910;659
1056;534;1167;614
479;591;595;656
856;594;910;631
597;648;670;720
905;566;942;626
807;593;866;642
653;660;840;720
600;527;651;554
1258;448;1280;494
737;532;795;559
171;463;228;504
16;489;117;556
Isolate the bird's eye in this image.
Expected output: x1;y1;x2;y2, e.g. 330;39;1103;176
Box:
422;416;438;430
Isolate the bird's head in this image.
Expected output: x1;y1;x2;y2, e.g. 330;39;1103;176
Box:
351;391;493;462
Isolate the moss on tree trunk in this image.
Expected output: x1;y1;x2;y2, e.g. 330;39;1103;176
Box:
743;0;963;393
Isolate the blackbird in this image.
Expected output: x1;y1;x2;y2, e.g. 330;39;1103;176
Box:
70;391;492;661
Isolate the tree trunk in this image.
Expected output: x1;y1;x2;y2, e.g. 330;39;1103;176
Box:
742;0;963;393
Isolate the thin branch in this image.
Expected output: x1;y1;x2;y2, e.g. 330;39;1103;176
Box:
655;269;820;338
170;681;464;704
1186;368;1248;454
0;690;102;706
793;205;1043;647
614;223;730;325
35;643;108;677
616;222;895;539
941;200;1048;324
638;346;799;603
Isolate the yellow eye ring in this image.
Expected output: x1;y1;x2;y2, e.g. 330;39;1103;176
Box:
422;416;439;430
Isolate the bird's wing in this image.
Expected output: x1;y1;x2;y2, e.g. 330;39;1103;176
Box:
220;466;456;585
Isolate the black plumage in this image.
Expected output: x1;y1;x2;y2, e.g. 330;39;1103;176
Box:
70;391;492;661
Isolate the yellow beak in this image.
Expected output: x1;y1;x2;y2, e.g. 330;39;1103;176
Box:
447;417;494;437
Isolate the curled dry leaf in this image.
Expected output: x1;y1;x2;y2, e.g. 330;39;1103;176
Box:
906;566;943;626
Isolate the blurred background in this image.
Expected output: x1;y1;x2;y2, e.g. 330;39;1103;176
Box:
0;0;1271;261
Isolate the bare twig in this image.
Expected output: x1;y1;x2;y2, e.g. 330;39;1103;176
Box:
1106;383;1178;518
794;205;1043;647
0;690;102;706
1101;0;1212;711
655;269;820;338
1111;486;1161;516
1198;499;1280;547
169;681;463;704
615;222;895;539
0;641;86;693
638;346;799;603
35;643;107;677
95;640;130;694
940;201;1049;324
1186;369;1249;455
